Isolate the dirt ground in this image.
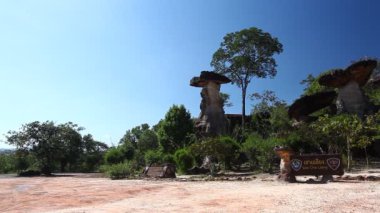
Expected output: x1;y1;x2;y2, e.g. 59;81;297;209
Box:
0;172;379;213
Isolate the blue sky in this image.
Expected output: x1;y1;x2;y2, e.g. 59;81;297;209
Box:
0;0;379;148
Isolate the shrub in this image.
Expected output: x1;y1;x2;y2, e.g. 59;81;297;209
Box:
105;163;131;180
174;149;194;173
132;150;146;169
120;143;135;160
0;154;16;174
242;134;286;172
217;136;241;168
162;154;176;164
189;136;241;169
144;150;163;165
104;147;124;164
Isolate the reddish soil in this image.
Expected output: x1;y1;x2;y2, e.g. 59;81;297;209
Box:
0;173;379;212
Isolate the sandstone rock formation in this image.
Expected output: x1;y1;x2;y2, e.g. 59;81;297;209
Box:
289;59;378;121
288;91;337;122
190;71;231;136
318;59;377;117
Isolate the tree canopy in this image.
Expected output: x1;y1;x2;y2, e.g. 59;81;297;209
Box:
6;121;108;174
157;105;194;153
211;27;283;130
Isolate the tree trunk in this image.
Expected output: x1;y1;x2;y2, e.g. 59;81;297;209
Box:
241;88;246;131
364;147;369;169
346;138;351;171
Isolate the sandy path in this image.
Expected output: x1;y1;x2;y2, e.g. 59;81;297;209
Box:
0;176;379;213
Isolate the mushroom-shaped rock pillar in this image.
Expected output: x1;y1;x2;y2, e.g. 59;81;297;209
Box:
288;91;337;122
318;60;377;117
190;71;231;136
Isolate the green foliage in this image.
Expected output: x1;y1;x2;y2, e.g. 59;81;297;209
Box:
311;113;380;170
137;130;159;152
250;91;291;138
211;27;283;129
104;147;124;165
55;122;84;172
5;121;107;174
364;60;380;105
269;104;293;137
6;121;70;174
115;123;162;169
0;153;16;173
144;150;176;165
242;134;286;172
104;163;131;180
81;134;108;172
190;136;240;169
157;105;194;153
220;92;233;108
364;84;380;105
300;71;336;96
120;143;135;160
119;123;150;148
174;149;194;173
131;150;146;169
162;154;176;164
144;150;162;165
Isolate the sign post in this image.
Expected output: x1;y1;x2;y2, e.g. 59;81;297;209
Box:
290;154;344;177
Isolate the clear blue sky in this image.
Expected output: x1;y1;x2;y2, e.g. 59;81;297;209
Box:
1;0;379;148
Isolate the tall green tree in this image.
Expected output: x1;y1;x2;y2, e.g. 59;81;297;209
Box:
157;105;194;153
119;123;159;156
119;123;150;148
6;121;61;174
137;130;159;152
56;122;84;172
82;134;108;171
6;121;86;174
211;27;283;130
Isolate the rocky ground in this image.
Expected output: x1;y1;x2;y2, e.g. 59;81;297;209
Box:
0;171;379;213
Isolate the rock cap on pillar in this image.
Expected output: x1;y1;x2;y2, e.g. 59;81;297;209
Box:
288;91;337;121
190;71;231;87
318;59;377;88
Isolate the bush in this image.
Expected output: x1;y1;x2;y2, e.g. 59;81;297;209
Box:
217;136;241;168
144;150;162;165
174;149;194;173
120;144;135;160
105;163;131;180
189;136;241;169
0;154;16;174
132;150;146;169
242;134;286;172
162;154;176;164
104;147;124;164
